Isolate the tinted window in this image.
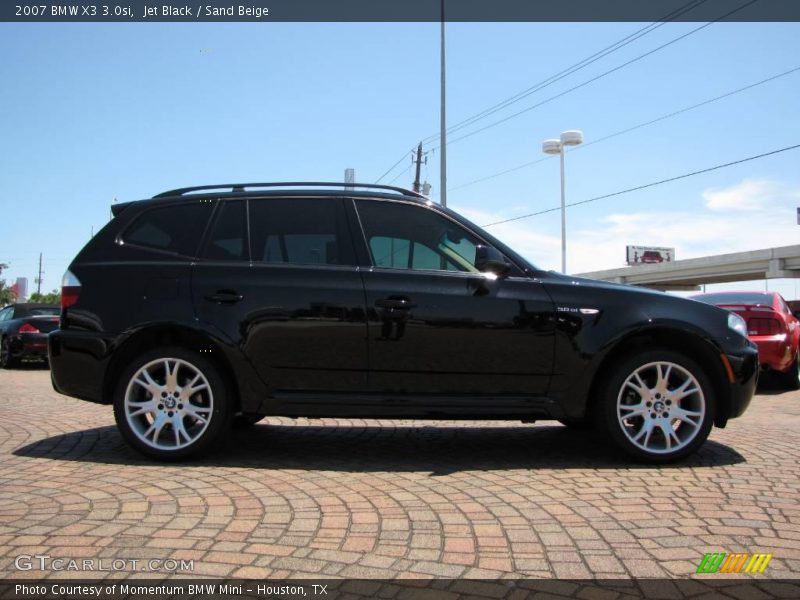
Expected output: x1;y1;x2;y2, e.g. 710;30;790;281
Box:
29;307;60;316
0;307;11;321
249;199;352;266
13;306;59;318
123;201;213;256
356;201;480;272
202;201;247;261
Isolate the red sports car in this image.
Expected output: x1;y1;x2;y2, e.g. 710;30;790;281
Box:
691;291;800;389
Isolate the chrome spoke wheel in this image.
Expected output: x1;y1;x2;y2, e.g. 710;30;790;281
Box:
617;361;705;455
123;357;214;451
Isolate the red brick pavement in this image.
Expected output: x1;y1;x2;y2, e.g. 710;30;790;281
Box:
1;367;798;580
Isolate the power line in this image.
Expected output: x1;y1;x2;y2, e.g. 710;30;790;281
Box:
421;0;711;145
449;64;800;192
375;149;413;183
431;0;759;152
482;142;800;227
374;0;708;187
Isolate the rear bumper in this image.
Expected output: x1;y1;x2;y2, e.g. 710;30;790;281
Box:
751;335;795;372
48;329;112;404
8;333;50;359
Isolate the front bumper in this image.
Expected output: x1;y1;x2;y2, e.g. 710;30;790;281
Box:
8;333;50;359
722;343;759;422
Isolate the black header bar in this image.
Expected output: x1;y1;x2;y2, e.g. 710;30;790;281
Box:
3;0;800;23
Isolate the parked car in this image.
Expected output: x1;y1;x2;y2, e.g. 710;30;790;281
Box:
49;182;757;462
690;291;800;389
0;303;60;368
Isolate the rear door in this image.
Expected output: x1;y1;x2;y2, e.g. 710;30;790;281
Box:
192;197;369;394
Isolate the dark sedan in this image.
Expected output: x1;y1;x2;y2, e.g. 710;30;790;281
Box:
0;303;60;368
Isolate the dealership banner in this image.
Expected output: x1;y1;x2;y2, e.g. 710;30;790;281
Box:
4;0;800;22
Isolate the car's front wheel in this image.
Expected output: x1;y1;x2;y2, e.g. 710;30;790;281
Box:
113;347;232;460
597;350;715;462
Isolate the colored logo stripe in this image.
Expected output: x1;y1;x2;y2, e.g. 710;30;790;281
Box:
697;553;772;574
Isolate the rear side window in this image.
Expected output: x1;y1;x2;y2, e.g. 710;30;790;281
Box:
249;199;353;266
123;202;213;256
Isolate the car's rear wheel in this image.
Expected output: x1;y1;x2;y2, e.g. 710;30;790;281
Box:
597;350;715;463
113;347;232;460
780;352;800;391
0;337;20;369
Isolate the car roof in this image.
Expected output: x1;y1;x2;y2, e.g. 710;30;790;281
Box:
112;183;430;217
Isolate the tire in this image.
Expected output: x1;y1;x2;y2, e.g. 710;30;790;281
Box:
780;352;800;391
0;337;20;369
596;349;715;463
232;413;265;429
113;347;233;460
558;417;595;431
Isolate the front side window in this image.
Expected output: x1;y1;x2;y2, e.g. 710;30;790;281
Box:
123;201;213;256
202;200;247;261
249;199;352;266
356;200;480;273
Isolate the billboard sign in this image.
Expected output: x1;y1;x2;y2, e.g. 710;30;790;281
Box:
626;246;674;266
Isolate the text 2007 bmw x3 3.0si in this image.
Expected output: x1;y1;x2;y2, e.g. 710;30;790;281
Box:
48;182;758;462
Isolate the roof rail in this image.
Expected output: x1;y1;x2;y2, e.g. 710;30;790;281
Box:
153;182;426;199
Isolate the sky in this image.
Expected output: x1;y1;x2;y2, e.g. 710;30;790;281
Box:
1;20;799;299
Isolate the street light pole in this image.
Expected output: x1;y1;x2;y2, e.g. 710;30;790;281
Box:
439;0;447;208
559;147;567;274
543;130;584;274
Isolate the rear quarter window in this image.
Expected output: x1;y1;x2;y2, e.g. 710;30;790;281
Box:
122;201;214;256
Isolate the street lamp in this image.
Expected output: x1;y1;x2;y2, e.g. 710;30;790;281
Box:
542;130;584;274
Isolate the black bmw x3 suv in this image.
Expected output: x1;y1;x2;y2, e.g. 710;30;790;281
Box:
49;182;758;462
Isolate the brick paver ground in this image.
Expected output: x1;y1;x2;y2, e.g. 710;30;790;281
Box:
0;366;798;580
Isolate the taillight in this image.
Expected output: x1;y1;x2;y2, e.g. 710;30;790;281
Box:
747;318;782;336
61;269;81;310
19;323;40;334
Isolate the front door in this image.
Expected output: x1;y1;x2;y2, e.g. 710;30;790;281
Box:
352;199;555;396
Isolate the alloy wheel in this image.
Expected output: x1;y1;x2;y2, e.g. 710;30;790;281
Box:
616;361;705;455
123;357;214;451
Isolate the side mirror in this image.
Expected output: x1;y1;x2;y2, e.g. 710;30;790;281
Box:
475;245;511;277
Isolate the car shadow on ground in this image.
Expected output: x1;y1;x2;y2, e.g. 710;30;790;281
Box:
4;361;49;370
13;422;745;473
755;374;796;396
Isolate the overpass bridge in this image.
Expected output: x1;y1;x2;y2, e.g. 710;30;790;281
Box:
576;244;800;291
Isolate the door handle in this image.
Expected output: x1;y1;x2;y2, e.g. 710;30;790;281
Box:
204;290;243;304
375;297;415;310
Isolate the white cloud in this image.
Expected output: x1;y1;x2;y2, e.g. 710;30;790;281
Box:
453;179;800;275
702;178;799;212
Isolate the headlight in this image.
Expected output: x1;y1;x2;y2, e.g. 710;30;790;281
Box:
727;312;747;337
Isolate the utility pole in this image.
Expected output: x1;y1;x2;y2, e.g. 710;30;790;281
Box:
412;143;427;193
36;252;43;295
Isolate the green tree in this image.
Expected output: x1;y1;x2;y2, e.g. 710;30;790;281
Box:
0;263;15;306
29;290;60;304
